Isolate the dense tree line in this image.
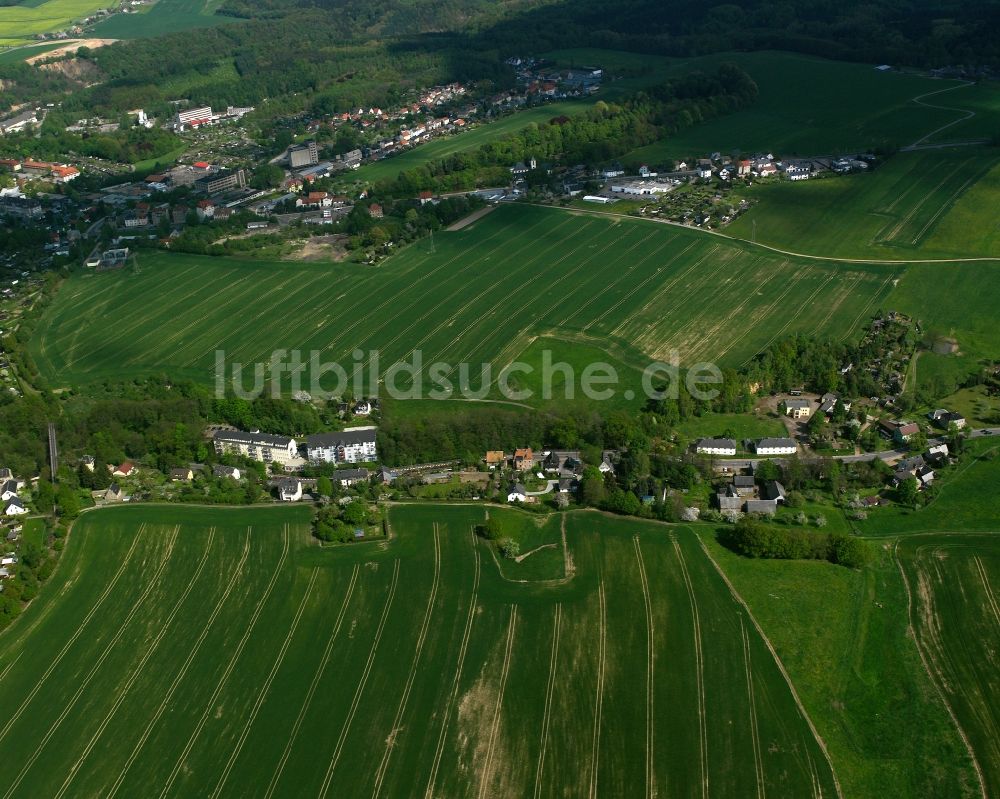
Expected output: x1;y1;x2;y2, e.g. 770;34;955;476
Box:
724;514;875;569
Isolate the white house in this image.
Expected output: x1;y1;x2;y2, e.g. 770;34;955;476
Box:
336;468;370;488
213;465;242;480
753;438;797;456
306;427;377;465
507;483;528;503
4;498;27;516
753;437;796;456
695;438;737;456
277;478;302;502
0;481;18;502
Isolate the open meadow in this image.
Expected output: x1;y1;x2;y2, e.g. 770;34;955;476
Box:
29;204;899;393
896;533;1000;798
0;503;839;797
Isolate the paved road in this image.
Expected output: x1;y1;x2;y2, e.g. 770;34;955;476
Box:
714;427;1000;470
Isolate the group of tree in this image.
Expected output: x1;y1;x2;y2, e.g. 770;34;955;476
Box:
726;514;875;569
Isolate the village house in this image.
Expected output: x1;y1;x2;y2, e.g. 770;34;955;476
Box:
104;484;125;503
3;497;26;516
507;483;529;503
782;399;812;419
484;451;506;470
696;437;737;456
113;462;136;477
600;451;619;474
277;478;303;502
336;468;370;488
513;448;535;471
928;409;966;430
542;450;583;476
170;468;193;482
753;438;797;456
212;465;241;480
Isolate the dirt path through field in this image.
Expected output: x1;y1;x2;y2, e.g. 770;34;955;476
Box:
447;205;495;231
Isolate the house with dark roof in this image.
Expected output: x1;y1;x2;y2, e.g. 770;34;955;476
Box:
335;468;370;488
695;438;736;456
753;438;797;456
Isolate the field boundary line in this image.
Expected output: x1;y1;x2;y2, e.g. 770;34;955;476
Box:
524;202;1000;264
0;523;148;750
211;558;320;798
424;527;481;799
2;527;180;799
739;616;766;799
55;526;216;799
634;536;656;799
264;563;360;799
895;541;988;798
696;536;844;799
371;525;442;799
477;604;518;799
973;556;1000;627
533;603;562;799
588;579;607;799
318;559;402;799
158;525;291;798
105;529;252;799
673;535;709;799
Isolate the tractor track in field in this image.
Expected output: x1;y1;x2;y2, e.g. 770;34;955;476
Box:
318;559;401;799
371;526;442;799
106;530;252;799
477;604;518;799
2;527;180;799
158;526;291;799
56;527;217;799
0;524;148;752
212;561;320;798
633;537;656;799
264;564;360;799
673;535;709;799
533;603;562;799
588;579;608;799
425;528;481;799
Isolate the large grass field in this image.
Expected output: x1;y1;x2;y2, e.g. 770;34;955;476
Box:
896;533;1000;797
701;531;980;798
0;503;840;797
0;0;107;46
30;204;899;393
726;148;1000;260
88;0;235;39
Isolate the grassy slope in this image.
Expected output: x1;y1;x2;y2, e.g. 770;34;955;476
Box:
0;504;837;797
726;148;1000;260
896;533;1000;798
29;204;897;392
702;530;979;797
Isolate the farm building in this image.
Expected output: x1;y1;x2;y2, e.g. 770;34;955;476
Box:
696;438;737;456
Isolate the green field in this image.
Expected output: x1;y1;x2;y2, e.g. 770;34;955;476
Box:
88;0;233;38
896;533;1000;797
0;503;840;797
0;0;106;47
727;148;1000;259
616;51;991;160
30;204;899;392
701;531;980;797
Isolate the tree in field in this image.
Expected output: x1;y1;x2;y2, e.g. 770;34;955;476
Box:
316;476;333;498
896;477;920;508
498;538;520;559
479;516;502;540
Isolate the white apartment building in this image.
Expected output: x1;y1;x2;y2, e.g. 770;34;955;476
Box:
306;426;378;465
213;430;299;466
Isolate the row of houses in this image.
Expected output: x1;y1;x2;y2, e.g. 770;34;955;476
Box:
0;158;79;184
695;437;798;456
0;470;28;517
211;426;378;469
484;447;617;475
